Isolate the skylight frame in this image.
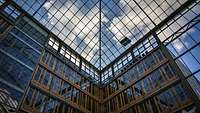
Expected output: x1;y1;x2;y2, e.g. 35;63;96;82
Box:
11;0;191;70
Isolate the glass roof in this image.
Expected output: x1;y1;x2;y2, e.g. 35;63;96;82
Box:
13;0;188;69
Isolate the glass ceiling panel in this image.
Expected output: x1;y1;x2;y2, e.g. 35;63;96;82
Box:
13;0;188;69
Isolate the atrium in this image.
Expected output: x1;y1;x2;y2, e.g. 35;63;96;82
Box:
0;0;200;113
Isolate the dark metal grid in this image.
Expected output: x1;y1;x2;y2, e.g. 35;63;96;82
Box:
31;0;100;68
12;0;192;70
157;0;200;43
100;0;200;85
99;0;188;69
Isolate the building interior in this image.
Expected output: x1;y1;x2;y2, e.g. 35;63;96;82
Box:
0;0;200;113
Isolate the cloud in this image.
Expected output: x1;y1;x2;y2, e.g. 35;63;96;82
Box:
172;39;185;52
41;0;195;67
107;0;150;43
108;0;190;43
43;1;53;9
172;28;195;52
43;0;108;62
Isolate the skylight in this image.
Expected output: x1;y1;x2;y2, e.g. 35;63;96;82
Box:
13;0;188;69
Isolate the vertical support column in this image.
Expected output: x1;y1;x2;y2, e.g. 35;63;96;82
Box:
130;50;137;65
153;32;200;111
57;40;62;54
111;65;115;77
130;49;135;60
99;0;103;112
99;0;102;85
79;57;83;71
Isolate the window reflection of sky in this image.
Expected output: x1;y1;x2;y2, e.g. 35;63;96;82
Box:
167;22;200;81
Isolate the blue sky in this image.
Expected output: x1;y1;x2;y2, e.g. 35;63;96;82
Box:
13;0;200;72
166;21;200;81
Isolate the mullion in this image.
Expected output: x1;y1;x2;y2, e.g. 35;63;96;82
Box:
165;0;177;11
93;50;100;64
76;17;100;55
54;9;65;21
101;0;113;9
101;24;123;54
105;38;122;58
34;8;48;23
103;33;121;55
85;40;99;59
101;41;113;62
78;32;98;56
160;0;177;16
141;0;162;24
68;2;99;46
66;2;90;45
28;0;43;14
104;49;114;63
108;0;138;37
123;0;153;32
103;0;147;46
154;0;172;18
74;10;100;51
101;1;132;45
39;3;60;30
101;44;112;64
100;53;108;68
50;0;78;41
190;47;200;66
152;0;171;18
101;31;121;58
90;50;99;63
84;46;94;60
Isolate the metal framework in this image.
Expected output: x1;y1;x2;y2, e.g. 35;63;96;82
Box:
0;0;200;113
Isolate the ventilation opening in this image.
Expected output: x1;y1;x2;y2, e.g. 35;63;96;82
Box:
120;37;131;46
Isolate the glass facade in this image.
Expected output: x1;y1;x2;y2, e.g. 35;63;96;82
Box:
0;3;48;110
122;83;191;113
0;0;200;113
